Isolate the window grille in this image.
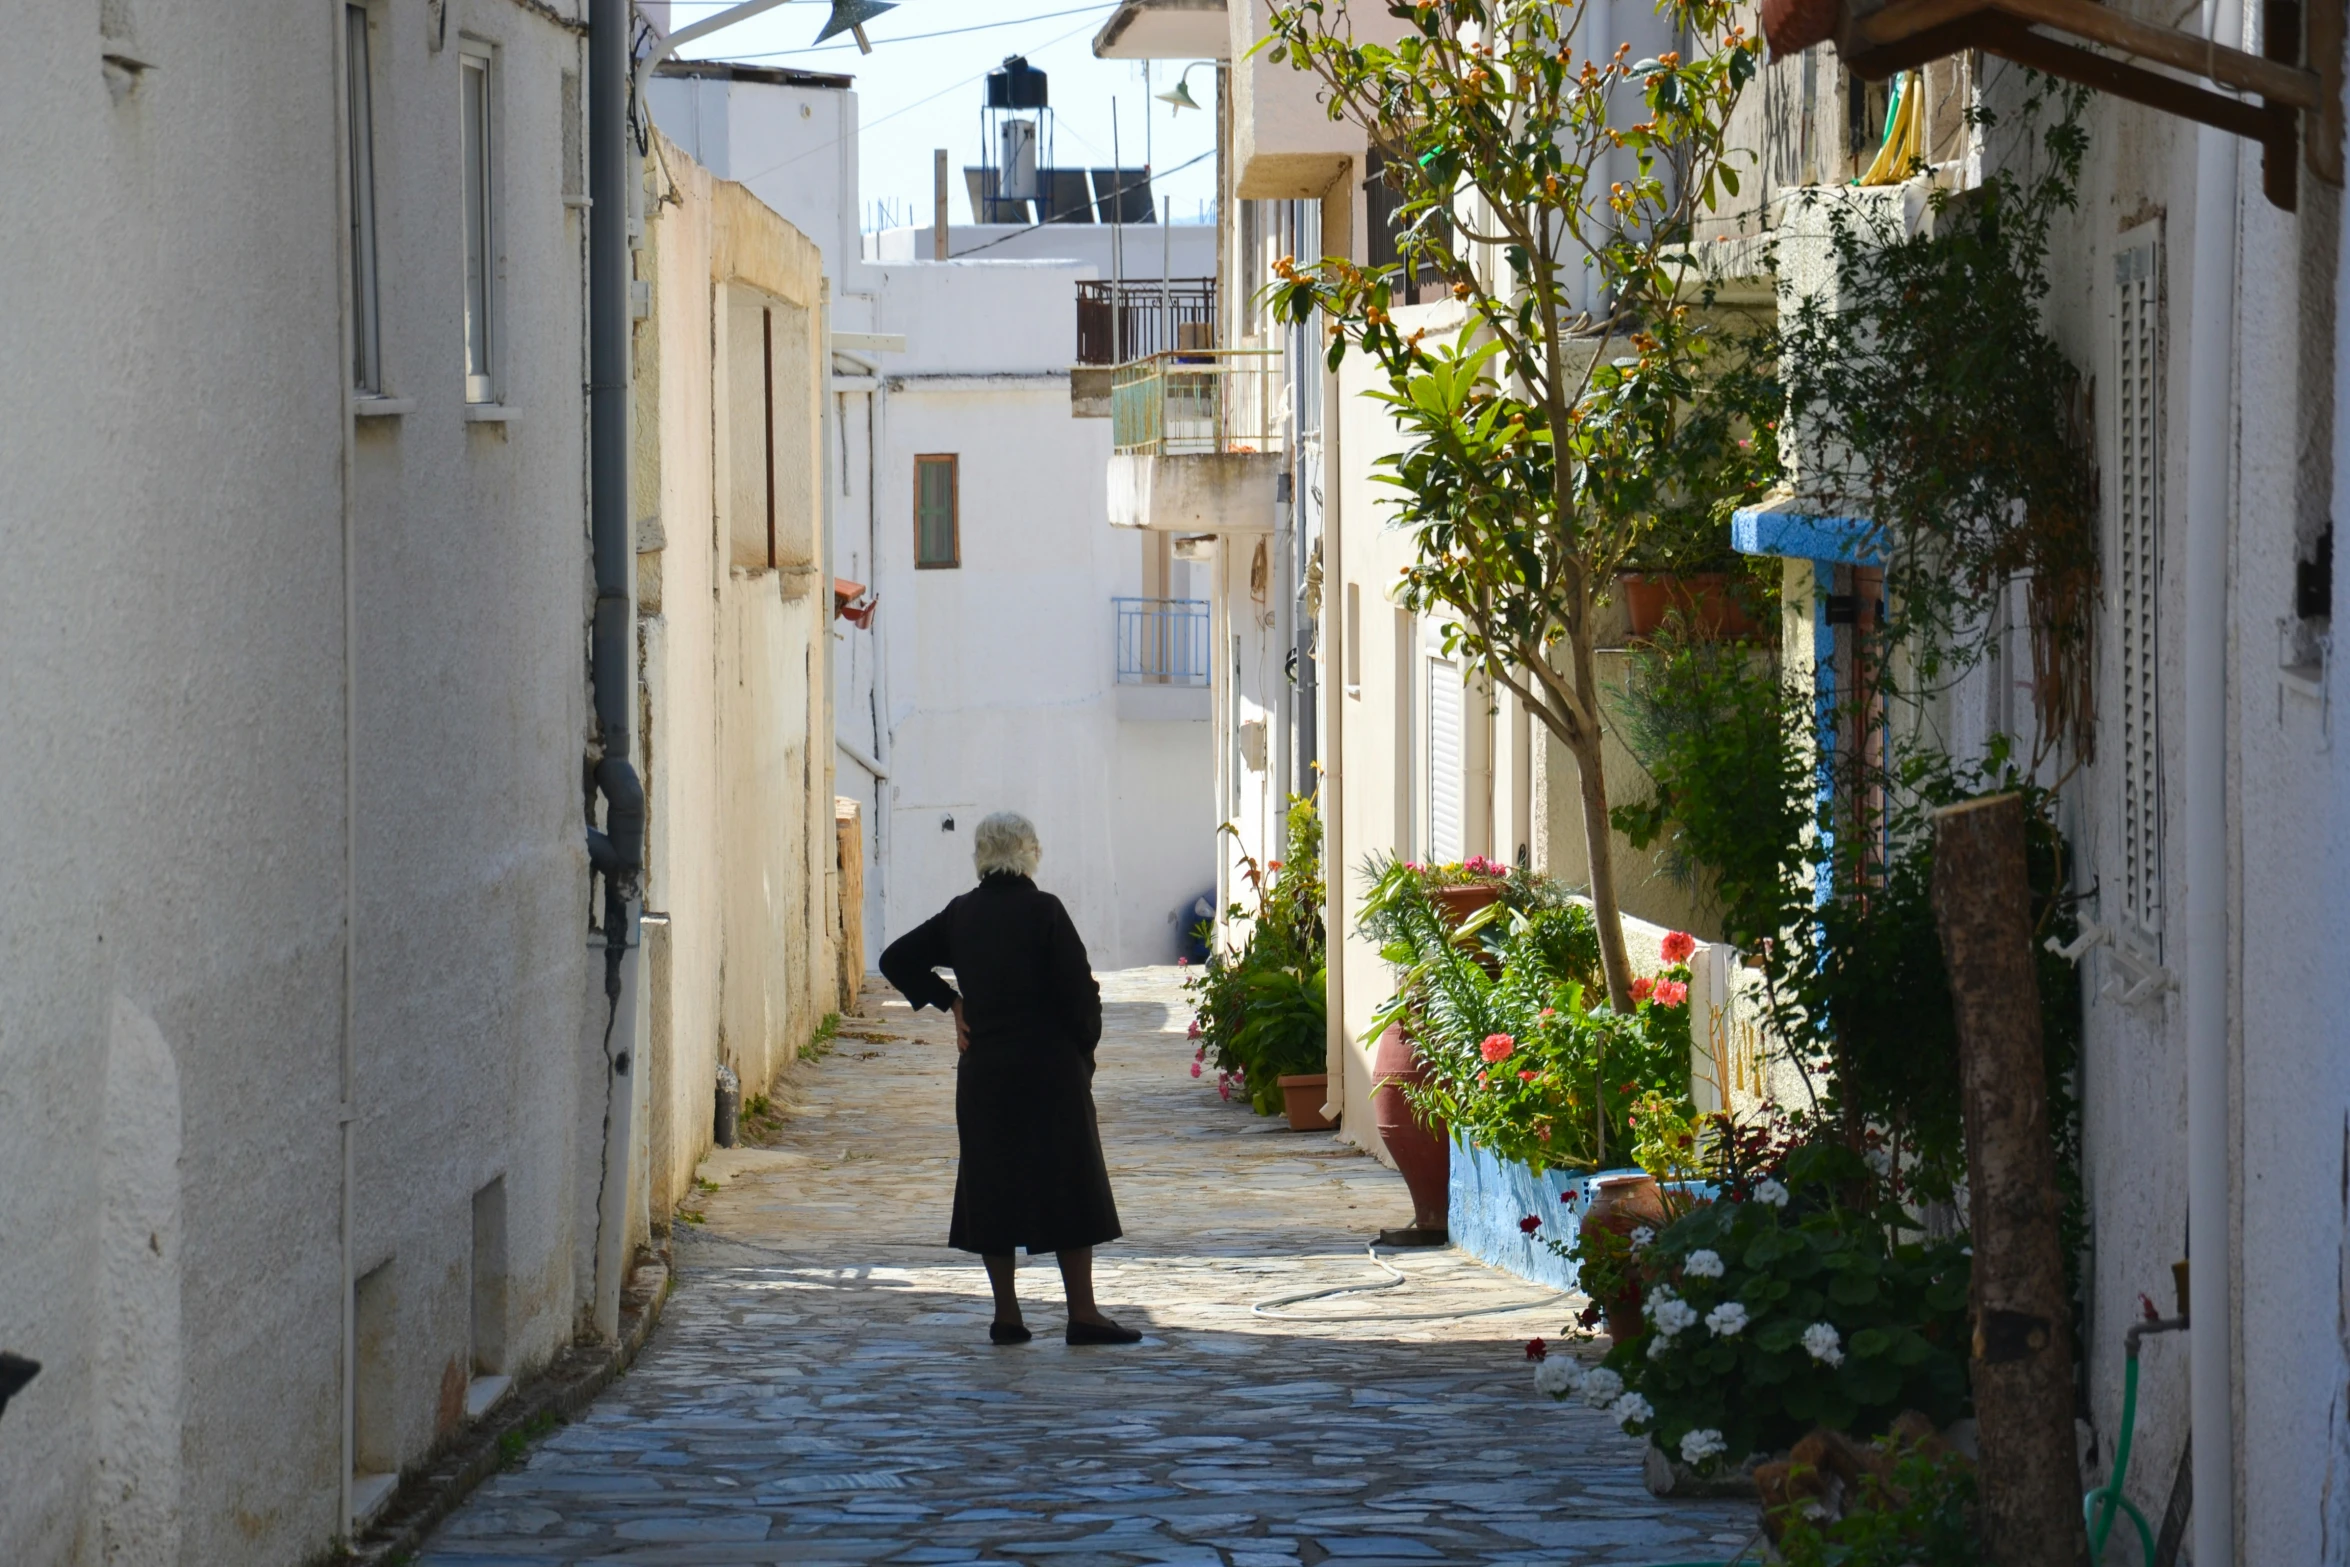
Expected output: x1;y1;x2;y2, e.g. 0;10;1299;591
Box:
914;455;959;568
459;45;498;403
1427;654;1465;863
344;4;381;392
2114;237;2163;944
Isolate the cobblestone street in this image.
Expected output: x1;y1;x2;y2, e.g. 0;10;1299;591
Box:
419;968;1757;1566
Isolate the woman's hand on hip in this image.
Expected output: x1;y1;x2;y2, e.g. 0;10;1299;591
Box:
951;998;970;1053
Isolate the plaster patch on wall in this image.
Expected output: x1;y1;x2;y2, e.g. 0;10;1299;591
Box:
95;994;183;1564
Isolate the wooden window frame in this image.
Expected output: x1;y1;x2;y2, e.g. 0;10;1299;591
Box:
913;454;960;569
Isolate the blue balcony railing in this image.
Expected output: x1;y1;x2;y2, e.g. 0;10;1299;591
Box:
1113;597;1210;686
1110;349;1285;457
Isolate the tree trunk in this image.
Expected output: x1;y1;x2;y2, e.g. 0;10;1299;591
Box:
1929;793;2085;1567
1567;633;1634;1011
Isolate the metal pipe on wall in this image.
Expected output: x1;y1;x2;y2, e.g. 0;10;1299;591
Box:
2182;8;2241;1556
587;0;646;1343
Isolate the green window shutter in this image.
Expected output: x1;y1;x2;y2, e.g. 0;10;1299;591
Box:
916;456;958;567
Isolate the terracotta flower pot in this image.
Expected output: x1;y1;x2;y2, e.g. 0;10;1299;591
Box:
1618;572;1764;641
1580;1172;1668;1340
1277;1073;1335;1132
1429;882;1503;927
1371;1025;1450;1242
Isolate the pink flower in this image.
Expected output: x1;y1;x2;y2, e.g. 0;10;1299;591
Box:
1477;1071;1491;1088
1233;1067;1245;1081
1217;1074;1232;1101
1653;979;1689;1007
1519;1215;1542;1235
1194;1045;1205;1062
1479;1033;1516;1063
1188;1019;1202;1039
1178;957;1189;969
1190;1061;1203;1078
1518;1069;1537;1083
1629;977;1656;1004
1660;930;1696;965
1539;1007;1556;1019
1525;1336;1548;1361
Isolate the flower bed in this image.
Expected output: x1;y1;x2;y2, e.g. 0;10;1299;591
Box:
1448;1144;1646;1292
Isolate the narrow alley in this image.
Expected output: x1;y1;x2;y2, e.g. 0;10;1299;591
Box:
417;969;1756;1567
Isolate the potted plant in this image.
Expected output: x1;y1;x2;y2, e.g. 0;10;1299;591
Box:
1185;795;1330;1128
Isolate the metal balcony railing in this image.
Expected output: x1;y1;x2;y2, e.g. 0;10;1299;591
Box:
1113;597;1210;686
1075;277;1218;366
1110;349;1286;458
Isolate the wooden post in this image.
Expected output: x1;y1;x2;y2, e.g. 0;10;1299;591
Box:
834;797;865;1011
1930;793;2085;1567
932;149;950;261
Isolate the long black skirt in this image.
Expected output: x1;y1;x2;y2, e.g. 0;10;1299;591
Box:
948;1043;1123;1255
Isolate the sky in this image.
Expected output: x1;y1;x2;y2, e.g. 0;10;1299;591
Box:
664;0;1223;230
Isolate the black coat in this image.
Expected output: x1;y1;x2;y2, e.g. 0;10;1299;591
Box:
878;873;1122;1255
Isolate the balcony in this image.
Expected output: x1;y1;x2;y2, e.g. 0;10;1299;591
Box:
1107;349;1284;533
1113;596;1212;720
1071;278;1217;417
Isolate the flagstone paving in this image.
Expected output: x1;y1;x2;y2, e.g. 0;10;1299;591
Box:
419;967;1759;1566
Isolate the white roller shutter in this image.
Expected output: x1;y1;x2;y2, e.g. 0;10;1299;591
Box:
1427;655;1464;863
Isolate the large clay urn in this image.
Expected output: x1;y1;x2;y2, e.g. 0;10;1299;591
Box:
1371;1024;1451;1244
1580;1172;1668;1340
1429;881;1503;927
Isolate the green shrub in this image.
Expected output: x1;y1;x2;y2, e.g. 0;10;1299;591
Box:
1186;795;1328;1114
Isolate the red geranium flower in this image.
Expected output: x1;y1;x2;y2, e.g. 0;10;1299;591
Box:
1479;1033;1515;1063
1518;1069;1537;1083
1628;976;1656;1004
1660;930;1696;964
1653;979;1689;1007
1524;1336;1548;1360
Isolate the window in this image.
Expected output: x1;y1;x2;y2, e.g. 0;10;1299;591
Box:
344;4;381;392
2113;232;2163;945
1427;653;1465;863
1343;580;1361;695
914;455;959;568
459;45;497;403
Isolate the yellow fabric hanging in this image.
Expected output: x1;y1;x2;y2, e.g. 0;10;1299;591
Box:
1856;72;1925;187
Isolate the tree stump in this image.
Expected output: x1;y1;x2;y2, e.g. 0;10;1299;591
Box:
1929;793;2086;1567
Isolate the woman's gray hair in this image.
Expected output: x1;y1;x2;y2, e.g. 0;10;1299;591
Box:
973;811;1042;879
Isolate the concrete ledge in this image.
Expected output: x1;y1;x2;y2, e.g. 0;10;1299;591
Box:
342;1252;672;1565
1108;450;1280;532
1071;365;1113;419
1116;682;1210;722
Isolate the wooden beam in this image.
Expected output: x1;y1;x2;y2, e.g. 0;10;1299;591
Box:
1855;0;2326;108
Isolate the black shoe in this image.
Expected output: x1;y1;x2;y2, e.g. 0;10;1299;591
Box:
1066;1317;1145;1346
989;1320;1033;1345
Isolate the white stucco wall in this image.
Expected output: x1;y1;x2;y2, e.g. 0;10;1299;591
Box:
636;137;840;1229
830;260;1214;970
0;3;599;1562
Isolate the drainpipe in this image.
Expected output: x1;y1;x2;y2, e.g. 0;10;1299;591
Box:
587;0;645;1343
2182;7;2241;1559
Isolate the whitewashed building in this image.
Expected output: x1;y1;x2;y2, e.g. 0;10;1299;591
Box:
651;58;1217;967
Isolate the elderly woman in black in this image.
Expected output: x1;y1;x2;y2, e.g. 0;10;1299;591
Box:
878;812;1141;1347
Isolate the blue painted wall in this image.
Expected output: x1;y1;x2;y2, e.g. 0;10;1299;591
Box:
1447;1142;1645;1291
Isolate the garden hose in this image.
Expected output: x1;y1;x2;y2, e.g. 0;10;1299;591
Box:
2083;1315;2187;1566
1249;1243;1575;1322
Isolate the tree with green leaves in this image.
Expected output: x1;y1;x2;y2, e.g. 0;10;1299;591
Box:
1261;0;1763;1008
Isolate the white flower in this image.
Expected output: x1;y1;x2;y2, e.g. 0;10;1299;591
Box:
1647;1333;1675;1361
1705;1301;1749;1337
1684;1249;1725;1279
1680;1427;1728;1467
1578;1367;1624;1408
1864;1145;1893;1176
1754;1178;1790;1208
1610;1392;1654;1431
1629;1225;1657;1249
1802;1321;1844;1367
1649;1297;1699;1337
1533;1357;1580;1398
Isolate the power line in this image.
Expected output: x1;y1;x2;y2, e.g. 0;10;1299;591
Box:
720;11;1109;185
719;1;1115;58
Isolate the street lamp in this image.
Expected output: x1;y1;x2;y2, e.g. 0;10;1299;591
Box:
1154;60;1211;113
